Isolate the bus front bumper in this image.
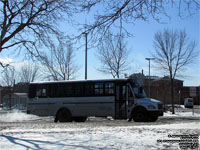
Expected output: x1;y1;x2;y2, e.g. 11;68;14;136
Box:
149;110;163;117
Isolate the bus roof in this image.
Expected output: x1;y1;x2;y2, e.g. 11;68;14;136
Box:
30;78;131;85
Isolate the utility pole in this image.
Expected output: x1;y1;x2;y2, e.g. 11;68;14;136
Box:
84;32;88;80
145;58;155;98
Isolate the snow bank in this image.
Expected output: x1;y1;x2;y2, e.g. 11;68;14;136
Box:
164;111;200;117
0;110;40;122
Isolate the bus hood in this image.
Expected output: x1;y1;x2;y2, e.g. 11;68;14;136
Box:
149;98;162;104
137;97;162;104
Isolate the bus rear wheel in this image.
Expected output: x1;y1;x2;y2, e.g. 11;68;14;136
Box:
57;109;72;122
73;117;87;122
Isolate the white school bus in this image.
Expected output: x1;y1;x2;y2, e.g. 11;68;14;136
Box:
27;79;163;122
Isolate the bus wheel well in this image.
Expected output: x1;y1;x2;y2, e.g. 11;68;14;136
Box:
131;106;147;122
132;106;147;113
55;107;72;122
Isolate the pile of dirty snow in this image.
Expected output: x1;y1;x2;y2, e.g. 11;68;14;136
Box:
0;110;40;122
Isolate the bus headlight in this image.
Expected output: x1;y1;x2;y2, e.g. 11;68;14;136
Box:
148;105;156;109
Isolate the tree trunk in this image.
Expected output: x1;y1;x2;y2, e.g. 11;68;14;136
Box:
170;78;175;114
9;86;12;110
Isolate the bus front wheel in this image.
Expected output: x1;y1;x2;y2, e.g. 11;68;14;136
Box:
132;108;147;122
57;109;72;122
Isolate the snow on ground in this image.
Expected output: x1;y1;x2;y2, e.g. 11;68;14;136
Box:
0;110;199;150
164;111;200;117
0;109;40;122
0;123;199;150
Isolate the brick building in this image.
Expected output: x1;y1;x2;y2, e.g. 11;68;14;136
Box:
131;73;200;105
143;76;183;105
130;73;184;105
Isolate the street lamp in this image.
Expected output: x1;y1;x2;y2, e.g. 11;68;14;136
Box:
83;32;88;80
145;57;155;98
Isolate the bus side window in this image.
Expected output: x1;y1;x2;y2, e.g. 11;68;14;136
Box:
122;86;126;100
36;89;42;97
94;83;104;95
66;84;73;97
116;85;126;101
74;83;83;96
29;84;36;98
85;83;94;96
36;87;47;98
116;86;120;101
42;89;47;97
49;84;57;97
105;83;114;95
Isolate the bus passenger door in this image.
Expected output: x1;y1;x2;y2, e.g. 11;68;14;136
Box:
127;84;135;119
115;85;127;119
34;86;49;116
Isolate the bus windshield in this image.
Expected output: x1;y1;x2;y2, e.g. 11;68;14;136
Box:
131;84;146;98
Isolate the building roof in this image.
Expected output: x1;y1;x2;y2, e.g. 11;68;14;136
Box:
3;93;28;99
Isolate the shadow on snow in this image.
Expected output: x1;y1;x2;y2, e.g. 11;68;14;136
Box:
0;134;110;150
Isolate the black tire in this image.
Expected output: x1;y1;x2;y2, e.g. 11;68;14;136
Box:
54;117;58;123
57;109;72;122
148;116;158;122
73;117;87;122
132;108;147;122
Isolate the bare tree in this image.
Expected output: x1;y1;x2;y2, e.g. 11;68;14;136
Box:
0;0;80;66
40;41;79;81
1;67;16;87
97;32;129;78
79;1;199;45
152;29;197;114
1;0;199;64
0;66;17;109
19;63;40;83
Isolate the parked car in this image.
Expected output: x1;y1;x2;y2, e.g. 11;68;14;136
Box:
184;98;193;108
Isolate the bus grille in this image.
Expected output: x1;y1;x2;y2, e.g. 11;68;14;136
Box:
158;104;163;110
